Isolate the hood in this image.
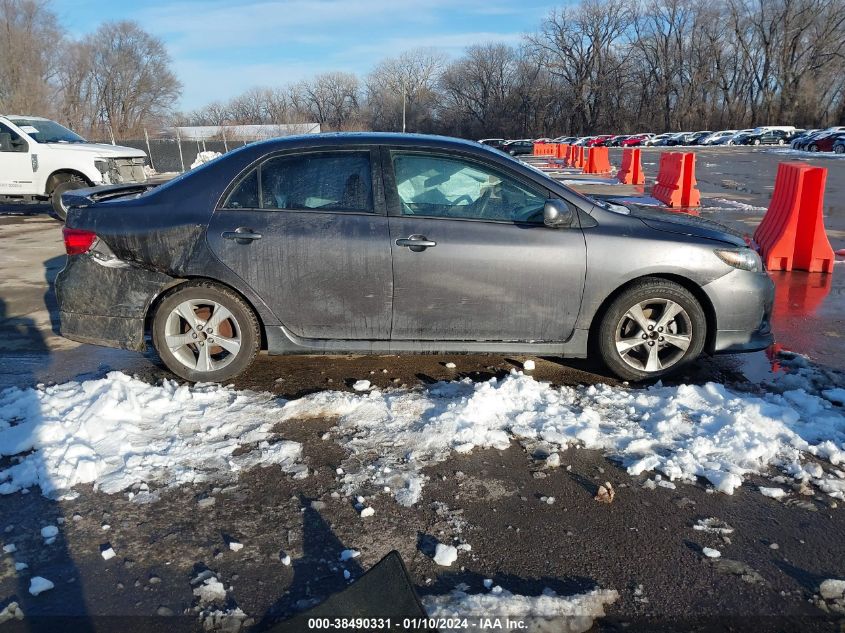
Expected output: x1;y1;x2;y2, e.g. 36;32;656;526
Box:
626;205;747;247
41;142;146;159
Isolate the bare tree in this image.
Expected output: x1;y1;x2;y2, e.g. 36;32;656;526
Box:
86;20;181;137
0;0;62;114
294;72;361;130
366;48;446;132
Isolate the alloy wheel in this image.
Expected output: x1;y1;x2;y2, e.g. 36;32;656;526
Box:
614;299;693;373
164;299;242;372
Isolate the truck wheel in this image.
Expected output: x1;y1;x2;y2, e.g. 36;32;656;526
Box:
50;177;87;222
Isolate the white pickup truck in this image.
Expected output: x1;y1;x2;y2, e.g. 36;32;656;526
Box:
0;115;148;220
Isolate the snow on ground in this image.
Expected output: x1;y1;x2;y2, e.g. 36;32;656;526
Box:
423;587;618;633
0;353;842;505
0;372;303;498
707;198;767;212
279;354;844;505
767;148;845;159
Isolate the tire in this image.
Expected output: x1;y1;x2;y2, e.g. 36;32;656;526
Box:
151;282;261;382
753;139;760;146
778;139;785;145
835;145;845;154
50;177;87;222
809;144;819;152
597;279;707;382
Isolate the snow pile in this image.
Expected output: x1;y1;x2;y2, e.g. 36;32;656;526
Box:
278;368;845;505
709;198;767;212
0;372;303;497
190;151;222;169
423;587;618;633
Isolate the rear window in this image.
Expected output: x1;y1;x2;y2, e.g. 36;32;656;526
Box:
222;151;373;212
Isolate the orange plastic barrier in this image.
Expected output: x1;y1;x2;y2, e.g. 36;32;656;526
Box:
563;144;574;165
617;148;645;185
753;163;834;273
569;145;585;169
556;143;569;160
583;146;611;175
651;152;700;207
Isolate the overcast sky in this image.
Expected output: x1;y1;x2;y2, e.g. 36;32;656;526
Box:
53;0;555;111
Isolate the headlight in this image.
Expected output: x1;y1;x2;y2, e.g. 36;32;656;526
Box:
714;248;763;272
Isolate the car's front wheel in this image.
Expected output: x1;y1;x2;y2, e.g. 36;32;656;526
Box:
152;282;261;382
835;145;845;154
597;279;706;381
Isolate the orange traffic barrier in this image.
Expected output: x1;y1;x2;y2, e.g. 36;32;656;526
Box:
753;163;834;273
569;145;585;169
652;152;700;207
556;143;569;160
533;142;548;156
563;144;574;166
583;146;611;175
617;148;645;185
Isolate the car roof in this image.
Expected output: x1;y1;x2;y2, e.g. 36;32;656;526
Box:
245;132;502;154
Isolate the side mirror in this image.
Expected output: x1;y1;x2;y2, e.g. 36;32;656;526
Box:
543;199;574;228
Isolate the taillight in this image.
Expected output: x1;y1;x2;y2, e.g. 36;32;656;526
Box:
63;228;97;255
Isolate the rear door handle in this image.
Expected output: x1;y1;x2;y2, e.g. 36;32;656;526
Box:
222;228;263;243
396;235;436;251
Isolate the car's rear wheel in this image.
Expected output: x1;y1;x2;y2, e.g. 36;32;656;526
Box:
753;139;760;145
597;279;706;382
50;176;87;222
809;144;819;152
152;282;260;382
778;139;785;145
835;145;844;154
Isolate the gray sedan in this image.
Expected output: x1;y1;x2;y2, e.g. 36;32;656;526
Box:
56;133;774;382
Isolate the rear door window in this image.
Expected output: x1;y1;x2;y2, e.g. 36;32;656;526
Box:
262;152;373;212
222;151;374;212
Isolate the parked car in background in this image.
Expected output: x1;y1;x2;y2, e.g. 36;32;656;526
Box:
734;129;790;146
606;135;630;147
686;131;713;145
586;135;614;147
56;132;774;384
644;133;672;146
793;128;843;151
807;131;845;152
554;136;578;144
479;138;505;149
501;139;534;156
725;130;755;145
660;132;689;146
699;130;736;145
621;133;653;146
790;130;820;150
573;137;594;146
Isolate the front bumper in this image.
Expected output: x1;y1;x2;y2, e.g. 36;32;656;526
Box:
703;269;775;354
56;254;175;351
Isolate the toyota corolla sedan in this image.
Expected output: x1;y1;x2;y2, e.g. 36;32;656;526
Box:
56;133;774;383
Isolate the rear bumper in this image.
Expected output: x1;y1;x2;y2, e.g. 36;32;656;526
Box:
56;254;175;351
59;312;147;351
703;269;775;354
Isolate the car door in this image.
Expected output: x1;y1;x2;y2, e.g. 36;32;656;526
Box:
383;148;587;342
206;147;393;340
0;122;34;195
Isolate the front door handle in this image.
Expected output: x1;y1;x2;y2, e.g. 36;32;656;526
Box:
222;227;263;243
396;235;436;252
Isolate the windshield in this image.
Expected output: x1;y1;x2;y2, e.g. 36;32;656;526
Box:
8;118;86;143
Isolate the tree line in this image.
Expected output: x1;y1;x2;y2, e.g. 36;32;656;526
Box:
2;0;843;141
